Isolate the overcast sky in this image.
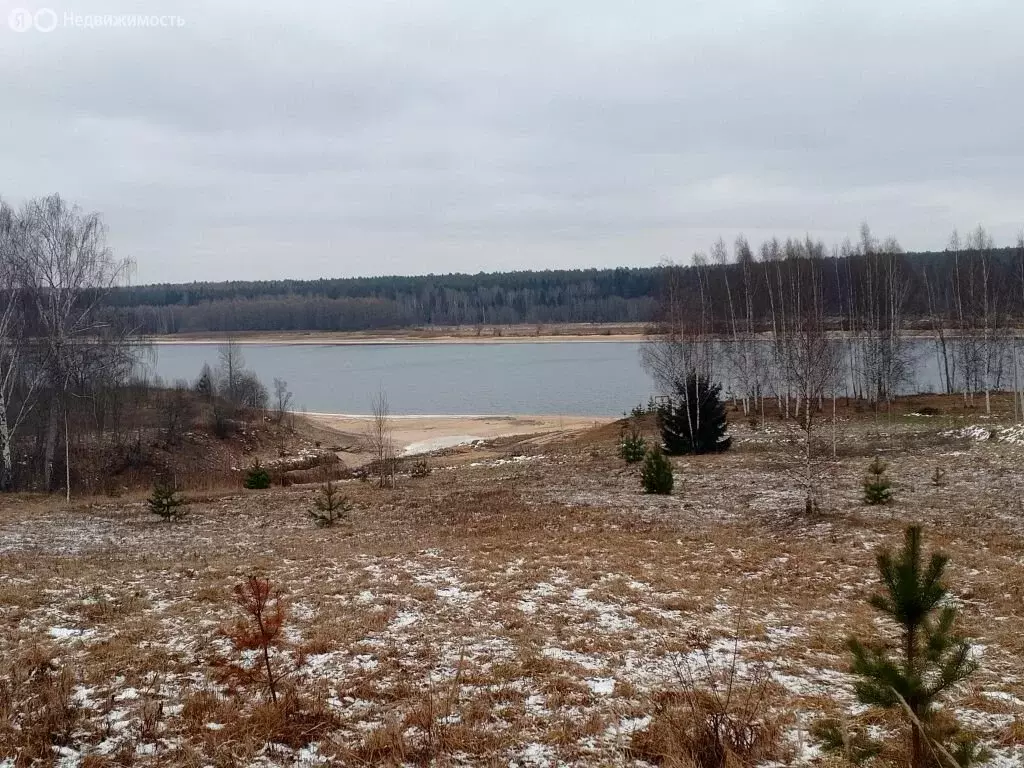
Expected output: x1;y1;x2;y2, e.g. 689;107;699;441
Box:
2;1;1022;284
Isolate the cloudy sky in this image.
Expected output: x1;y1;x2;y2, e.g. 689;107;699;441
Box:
2;1;1022;283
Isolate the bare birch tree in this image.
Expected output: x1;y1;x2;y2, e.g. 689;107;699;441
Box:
780;255;842;514
641;257;720;448
850;226;911;406
368;389;396;488
273;377;293;424
1016;232;1024;420
219;339;245;406
921;262;955;394
0;201;42;490
16;195;133;497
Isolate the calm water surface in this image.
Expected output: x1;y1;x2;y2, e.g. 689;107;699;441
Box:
145;339;970;417
147;342;655;416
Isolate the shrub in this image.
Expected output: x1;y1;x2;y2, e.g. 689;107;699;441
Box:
194;362;215;400
0;654;79;763
810;717;883;765
244;459;271;490
619;427;647;463
932;466;947;487
309;480;352;527
641;448;674;494
863;456;893;504
411;458;431;477
235;371;268;410
845;526;979;768
659;372;731;455
147;483;188;522
630;629;782;768
160;383;196;445
210;403;236;439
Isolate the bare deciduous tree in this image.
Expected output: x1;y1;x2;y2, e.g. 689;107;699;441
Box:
850;226;911;407
367;389;396;488
1016;232;1024;420
0;200;42;490
218;339;244;405
776;255;842;513
15;195;133;498
641;258;719;440
273;377;292;424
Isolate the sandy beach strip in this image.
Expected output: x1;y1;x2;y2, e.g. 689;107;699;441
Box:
143;334;644;346
141;325;646;346
303;413;611;455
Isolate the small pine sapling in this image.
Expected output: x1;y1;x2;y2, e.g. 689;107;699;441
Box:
147;483;188;522
640;447;674;494
231;576;286;705
863;456;893;505
309;480;353;527
243;458;272;490
619;426;647;464
847;525;980;768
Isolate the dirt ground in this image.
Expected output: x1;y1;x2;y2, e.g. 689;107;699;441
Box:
1;399;1023;766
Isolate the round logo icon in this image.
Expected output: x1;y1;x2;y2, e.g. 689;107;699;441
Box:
33;8;58;32
8;8;34;31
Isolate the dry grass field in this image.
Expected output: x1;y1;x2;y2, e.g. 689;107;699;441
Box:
1;399;1023;766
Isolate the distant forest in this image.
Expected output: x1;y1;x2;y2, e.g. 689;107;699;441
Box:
112;233;1024;334
113;268;661;333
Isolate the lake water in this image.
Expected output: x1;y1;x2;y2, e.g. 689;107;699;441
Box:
144;338;1005;417
146;342;655;416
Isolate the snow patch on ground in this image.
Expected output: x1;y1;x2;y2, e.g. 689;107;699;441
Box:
402;435;484;456
586;677;616;695
944;424;1024;444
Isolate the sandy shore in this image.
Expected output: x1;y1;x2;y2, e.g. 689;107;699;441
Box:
143;324;646;346
304;413;611;455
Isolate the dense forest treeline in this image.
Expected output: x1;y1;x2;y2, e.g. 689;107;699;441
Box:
114;268;661;332
115;236;1024;334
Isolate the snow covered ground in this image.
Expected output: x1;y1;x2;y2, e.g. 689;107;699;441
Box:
0;415;1022;766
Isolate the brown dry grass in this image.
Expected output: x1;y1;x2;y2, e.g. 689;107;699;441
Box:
0;395;1022;765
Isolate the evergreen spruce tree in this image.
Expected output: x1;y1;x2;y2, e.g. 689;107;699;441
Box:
309;479;352;526
864;456;893;504
147;483;188;522
848;525;978;768
619;426;647;464
658;372;731;455
243;458;272;490
640;448;673;494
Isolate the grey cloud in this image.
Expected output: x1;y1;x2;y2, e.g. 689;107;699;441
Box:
1;0;1022;282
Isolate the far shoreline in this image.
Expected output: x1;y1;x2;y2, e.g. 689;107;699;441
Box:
139;325;972;346
141;323;647;346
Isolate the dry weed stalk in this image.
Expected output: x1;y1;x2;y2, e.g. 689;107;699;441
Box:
631;610;784;768
0;653;79;764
